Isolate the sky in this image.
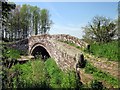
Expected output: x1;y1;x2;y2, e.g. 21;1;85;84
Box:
9;1;118;39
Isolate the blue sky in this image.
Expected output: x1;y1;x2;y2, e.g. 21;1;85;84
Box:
14;2;118;39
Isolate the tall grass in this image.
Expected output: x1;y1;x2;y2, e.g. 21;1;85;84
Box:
89;41;118;61
4;58;81;88
9;60;48;88
44;58;80;88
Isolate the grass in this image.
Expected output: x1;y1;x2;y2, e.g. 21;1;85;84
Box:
88;41;118;61
84;61;119;88
2;46;26;59
59;40;118;61
4;48;21;59
44;58;81;88
4;58;81;88
8;60;47;88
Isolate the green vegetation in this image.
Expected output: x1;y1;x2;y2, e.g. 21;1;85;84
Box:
84;61;119;88
1;0;52;42
44;58;81;88
60;40;118;61
2;44;26;59
90;80;104;90
2;46;82;88
85;41;118;61
3;58;82;88
8;60;48;88
82;16;117;43
3;47;21;59
1;46;23;70
81;15;118;61
58;40;119;88
1;1;118;89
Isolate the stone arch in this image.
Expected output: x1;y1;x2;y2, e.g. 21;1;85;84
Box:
30;43;51;60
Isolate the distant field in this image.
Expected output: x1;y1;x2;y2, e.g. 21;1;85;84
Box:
89;41;118;61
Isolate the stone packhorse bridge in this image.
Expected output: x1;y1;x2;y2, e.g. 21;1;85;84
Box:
9;34;119;88
11;34;88;70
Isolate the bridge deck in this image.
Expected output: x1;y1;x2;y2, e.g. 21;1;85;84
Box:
51;40;82;58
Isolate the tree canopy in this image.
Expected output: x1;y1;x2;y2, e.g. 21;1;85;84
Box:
1;1;52;42
1;0;16;40
82;16;117;43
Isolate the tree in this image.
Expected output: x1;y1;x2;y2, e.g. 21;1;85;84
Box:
1;2;52;42
20;4;31;39
40;9;52;34
82;16;117;43
9;5;21;41
1;0;16;41
30;6;40;35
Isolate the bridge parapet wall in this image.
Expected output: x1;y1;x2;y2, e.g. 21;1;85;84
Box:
52;34;88;49
50;40;78;71
29;34;88;49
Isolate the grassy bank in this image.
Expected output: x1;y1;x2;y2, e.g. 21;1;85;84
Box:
84;61;119;88
88;41;118;61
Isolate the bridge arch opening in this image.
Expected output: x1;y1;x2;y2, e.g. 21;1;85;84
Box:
31;46;50;60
